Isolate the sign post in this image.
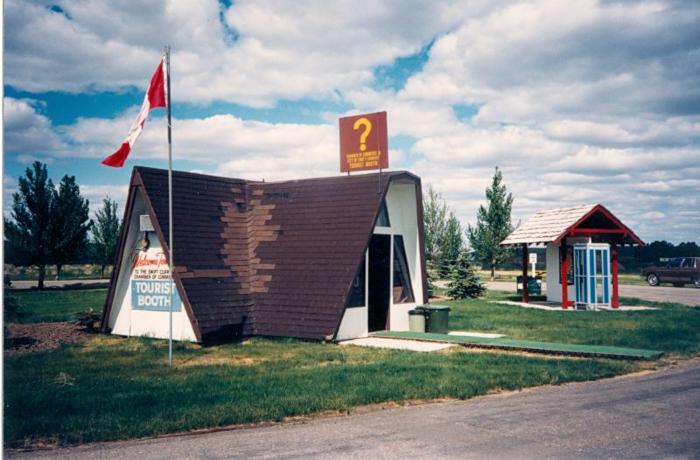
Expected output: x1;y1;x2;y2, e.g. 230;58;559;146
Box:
339;111;388;173
529;252;537;274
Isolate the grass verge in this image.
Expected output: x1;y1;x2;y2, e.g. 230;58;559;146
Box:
5;289;108;323
4;336;636;447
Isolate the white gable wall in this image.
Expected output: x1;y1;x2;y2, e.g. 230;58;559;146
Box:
384;182;424;331
107;189;198;342
336;180;425;340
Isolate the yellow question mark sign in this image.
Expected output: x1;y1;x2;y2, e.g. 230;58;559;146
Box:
353;117;372;152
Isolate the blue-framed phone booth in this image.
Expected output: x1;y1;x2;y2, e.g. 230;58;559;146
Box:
573;243;611;309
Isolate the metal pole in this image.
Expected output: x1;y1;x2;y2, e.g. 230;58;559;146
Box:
165;45;174;367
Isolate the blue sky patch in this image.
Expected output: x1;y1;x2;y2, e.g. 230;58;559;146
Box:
452;104;480;121
373;41;433;91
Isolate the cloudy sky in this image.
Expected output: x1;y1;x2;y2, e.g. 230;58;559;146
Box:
4;0;699;243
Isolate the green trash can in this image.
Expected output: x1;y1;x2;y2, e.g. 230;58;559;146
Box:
408;309;425;333
516;276;542;296
422;305;450;334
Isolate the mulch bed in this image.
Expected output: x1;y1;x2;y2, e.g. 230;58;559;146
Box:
4;322;91;355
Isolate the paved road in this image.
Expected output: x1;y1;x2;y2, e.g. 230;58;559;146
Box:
485;281;700;307
9;360;700;459
9;279;110;290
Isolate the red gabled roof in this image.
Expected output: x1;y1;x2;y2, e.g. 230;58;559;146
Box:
501;203;644;246
553;203;644;246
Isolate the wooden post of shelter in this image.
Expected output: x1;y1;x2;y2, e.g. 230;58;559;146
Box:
521;243;529;303
611;244;620;309
560;244;569;309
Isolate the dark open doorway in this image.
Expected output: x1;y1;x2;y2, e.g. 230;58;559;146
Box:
368;234;391;332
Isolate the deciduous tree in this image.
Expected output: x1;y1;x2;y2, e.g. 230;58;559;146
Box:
423;186;465;278
92;197;121;278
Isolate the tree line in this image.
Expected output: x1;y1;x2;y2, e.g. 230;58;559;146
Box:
425;166;699;283
424;167;513;297
4;162;121;288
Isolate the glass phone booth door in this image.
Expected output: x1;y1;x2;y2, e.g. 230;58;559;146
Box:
573;243;611;309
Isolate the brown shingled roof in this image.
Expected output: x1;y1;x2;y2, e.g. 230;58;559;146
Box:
101;166;426;342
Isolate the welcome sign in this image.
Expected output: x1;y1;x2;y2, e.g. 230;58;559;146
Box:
131;250;181;311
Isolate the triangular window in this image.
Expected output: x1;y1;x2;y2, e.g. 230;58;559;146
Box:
376;200;391;227
392;235;414;304
346;256;366;307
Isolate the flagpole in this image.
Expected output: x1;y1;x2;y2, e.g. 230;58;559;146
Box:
165;45;174;368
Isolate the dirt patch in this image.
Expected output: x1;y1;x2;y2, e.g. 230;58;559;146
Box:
4;322;91;355
174;355;266;367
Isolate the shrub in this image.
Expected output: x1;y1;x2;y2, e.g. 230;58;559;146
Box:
447;252;485;299
74;308;101;332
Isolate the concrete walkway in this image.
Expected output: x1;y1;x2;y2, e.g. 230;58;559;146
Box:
486;281;700;307
490;300;657;311
339;337;453;352
10;359;700;459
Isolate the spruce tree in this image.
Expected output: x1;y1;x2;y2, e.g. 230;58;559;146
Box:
92;197;121;278
51;175;92;279
439;213;463;277
467;167;514;280
447;252;485;299
4;162;56;289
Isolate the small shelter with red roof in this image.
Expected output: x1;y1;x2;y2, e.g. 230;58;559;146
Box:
501;204;644;309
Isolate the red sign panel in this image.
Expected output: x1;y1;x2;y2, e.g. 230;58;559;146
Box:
339;111;388;172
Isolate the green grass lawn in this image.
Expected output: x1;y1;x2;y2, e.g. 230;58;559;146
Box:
6;289;107;323
4;336;635;447
4;290;699;447
448;292;700;357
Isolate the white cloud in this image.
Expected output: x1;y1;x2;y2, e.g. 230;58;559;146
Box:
3;97;67;155
4;0;480;106
79;184;130;218
4;0;700;243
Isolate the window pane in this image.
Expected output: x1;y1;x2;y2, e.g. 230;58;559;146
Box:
376;200;391;227
392;236;414;304
346;257;365;307
668;258;682;268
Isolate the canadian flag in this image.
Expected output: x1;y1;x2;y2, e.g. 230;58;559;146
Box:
102;59;167;167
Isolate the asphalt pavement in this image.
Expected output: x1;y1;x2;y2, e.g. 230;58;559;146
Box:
8;359;700;459
8;279;110;290
485;281;700;307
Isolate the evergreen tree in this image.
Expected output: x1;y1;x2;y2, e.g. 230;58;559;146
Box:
4;162;56;289
51;175;92;279
92;197;121;278
439;213;463;277
467;167;514;280
447;252;485;299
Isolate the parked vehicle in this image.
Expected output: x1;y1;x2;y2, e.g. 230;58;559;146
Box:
641;257;700;288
